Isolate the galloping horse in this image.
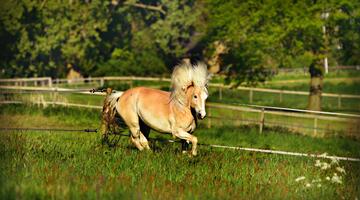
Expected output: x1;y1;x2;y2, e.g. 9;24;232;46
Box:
101;62;209;156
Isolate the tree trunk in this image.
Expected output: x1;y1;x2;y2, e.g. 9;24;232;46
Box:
207;41;228;74
307;60;324;111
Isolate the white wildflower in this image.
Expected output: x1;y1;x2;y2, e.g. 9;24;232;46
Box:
305;183;312;187
295;176;306;182
321;162;331;170
314;160;331;170
330;157;339;165
331;173;342;184
315;160;322;167
326;176;330;181
317;184;322;188
319;152;328;157
311;178;321;183
336;167;346;174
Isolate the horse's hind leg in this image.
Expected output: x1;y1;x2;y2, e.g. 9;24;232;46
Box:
118;94;150;151
139;120;151;150
129;127;150;151
124;114;150;151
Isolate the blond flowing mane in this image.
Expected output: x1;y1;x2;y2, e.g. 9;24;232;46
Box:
192;62;208;88
170;62;208;104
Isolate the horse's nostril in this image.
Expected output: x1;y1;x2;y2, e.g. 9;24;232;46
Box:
197;113;206;119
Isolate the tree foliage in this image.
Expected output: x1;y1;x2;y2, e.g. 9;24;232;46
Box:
205;0;360;85
0;0;359;81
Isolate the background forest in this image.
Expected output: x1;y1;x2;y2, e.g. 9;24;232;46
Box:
0;0;359;82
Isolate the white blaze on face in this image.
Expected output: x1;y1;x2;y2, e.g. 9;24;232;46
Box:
199;88;208;119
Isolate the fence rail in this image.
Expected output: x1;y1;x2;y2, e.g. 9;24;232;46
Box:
1;76;359;112
1;86;359;139
1;85;359;118
1;76;359;99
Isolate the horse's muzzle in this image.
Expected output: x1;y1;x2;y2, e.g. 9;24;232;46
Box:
197;113;206;120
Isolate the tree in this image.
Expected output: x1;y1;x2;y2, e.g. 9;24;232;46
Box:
0;0;110;77
205;0;360;110
0;0;205;78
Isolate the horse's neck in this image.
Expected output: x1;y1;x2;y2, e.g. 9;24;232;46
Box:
170;87;193;117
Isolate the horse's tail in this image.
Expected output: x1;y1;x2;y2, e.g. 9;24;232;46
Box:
104;89;123;119
101;88;123;136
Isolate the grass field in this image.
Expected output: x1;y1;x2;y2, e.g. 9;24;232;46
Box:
1;105;360;199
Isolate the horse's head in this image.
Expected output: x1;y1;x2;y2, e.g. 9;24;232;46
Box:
171;62;209;119
187;85;208;119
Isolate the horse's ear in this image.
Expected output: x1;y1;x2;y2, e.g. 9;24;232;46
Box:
182;82;194;92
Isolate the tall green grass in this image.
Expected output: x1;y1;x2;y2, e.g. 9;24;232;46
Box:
1;105;360;199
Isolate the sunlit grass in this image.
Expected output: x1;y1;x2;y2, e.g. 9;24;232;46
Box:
0;105;359;199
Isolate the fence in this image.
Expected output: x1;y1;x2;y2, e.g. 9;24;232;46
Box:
0;86;359;139
0;77;52;87
0;76;360;112
206;103;360;139
0;76;360;104
276;65;360;74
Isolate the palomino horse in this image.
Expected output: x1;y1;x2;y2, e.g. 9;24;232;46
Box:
101;62;209;156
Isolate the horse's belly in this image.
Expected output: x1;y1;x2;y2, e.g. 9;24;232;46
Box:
139;112;172;133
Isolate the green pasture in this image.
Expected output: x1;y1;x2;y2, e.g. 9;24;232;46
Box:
1;105;360;199
270;69;360;81
48;71;360;114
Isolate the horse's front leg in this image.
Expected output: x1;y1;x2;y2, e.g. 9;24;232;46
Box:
173;129;198;156
181;139;190;153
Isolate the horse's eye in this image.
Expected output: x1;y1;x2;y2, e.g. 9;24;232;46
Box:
193;95;198;99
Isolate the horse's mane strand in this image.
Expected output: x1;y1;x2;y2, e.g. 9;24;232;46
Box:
170;62;208;104
192;62;208;88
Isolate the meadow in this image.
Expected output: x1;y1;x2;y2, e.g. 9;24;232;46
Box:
1;105;360;199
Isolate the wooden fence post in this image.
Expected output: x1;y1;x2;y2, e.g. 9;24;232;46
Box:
48;77;52;87
313;117;318;136
279;90;283;103
219;86;223;100
338;94;342;109
249;89;253;104
259;108;265;134
100;78;104;87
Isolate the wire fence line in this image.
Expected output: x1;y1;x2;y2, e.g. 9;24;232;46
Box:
0;127;97;133
1;98;359;138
